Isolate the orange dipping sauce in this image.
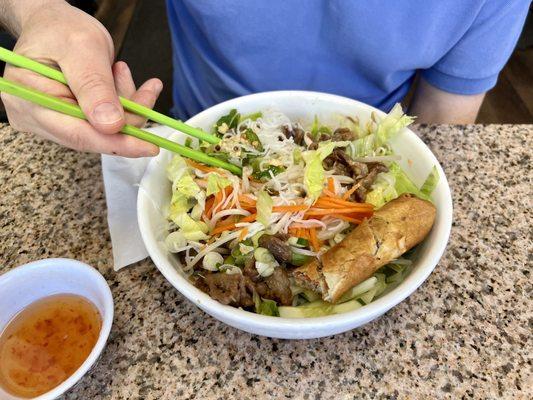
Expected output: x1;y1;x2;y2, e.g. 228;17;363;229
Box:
0;294;102;398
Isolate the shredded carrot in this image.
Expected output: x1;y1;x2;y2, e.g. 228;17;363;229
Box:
322;188;337;198
272;204;309;213
316;197;373;211
299;228;310;240
342;183;362;200
238;227;249;241
210;190;223;216
318;196;373;208
309;228;320;251
330;214;364;224
327;177;335;194
305;207;373;216
211;213;257;235
289;226;310;240
204;196;215;218
238;194;256;205
314;198;357;209
186;159;219;173
219;186;234;210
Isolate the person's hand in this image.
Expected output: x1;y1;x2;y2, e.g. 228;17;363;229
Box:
1;1;162;157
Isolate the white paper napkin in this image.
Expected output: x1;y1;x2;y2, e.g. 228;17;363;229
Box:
101;125;177;270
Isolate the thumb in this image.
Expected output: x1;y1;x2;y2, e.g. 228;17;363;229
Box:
59;36;125;134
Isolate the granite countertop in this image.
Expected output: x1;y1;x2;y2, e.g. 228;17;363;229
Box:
0;123;531;399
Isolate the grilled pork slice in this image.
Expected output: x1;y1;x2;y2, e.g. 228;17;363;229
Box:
292;194;436;303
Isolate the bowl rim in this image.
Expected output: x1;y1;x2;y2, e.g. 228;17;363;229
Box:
0;258;114;400
138;90;452;333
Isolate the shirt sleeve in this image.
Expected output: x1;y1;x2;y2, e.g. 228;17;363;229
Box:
421;0;531;95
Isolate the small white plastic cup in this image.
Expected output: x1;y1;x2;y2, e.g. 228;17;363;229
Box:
0;258;114;400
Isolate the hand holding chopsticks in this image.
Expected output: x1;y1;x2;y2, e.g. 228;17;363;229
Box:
0;47;241;175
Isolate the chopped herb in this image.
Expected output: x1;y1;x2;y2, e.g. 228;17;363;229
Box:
290;252;311;266
252;165;285;181
243;128;263;151
240;111;263;122
213;109;240;136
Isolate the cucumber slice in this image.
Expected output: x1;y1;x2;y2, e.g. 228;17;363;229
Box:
301;289;321;302
278;298;362;318
337;276;378;303
360;287;378;304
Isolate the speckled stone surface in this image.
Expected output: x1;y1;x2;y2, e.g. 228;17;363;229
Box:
0;124;531;400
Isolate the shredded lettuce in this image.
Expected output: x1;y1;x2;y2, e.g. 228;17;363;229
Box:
253;292;280;316
170;212;209;241
166;159;209;240
166;155;188;183
302;141;350;199
174;174;201;198
420;165;440;198
310;115;332;139
374;104;415;148
206;173;231;196
350;104;414;157
366;163;439;208
302;151;325;199
166;156;209;241
169;194;194;217
279;267;401;318
256;191;273;227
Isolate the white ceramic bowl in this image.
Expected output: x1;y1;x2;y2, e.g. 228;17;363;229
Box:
0;258;114;399
138;91;452;339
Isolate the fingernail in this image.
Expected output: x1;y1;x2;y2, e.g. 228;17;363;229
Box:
92;102;123;124
152;81;163;95
144;146;159;157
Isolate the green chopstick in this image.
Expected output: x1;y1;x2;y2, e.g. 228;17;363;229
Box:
0;46;220;144
0;76;241;175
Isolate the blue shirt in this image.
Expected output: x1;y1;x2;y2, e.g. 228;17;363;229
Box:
166;0;529;119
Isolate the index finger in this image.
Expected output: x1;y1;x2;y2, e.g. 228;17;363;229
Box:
58;32;125;134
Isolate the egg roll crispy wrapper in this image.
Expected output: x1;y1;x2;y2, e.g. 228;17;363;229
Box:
292;194;437;303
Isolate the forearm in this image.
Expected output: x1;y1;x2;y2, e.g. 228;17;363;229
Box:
0;0;65;36
409;77;485;124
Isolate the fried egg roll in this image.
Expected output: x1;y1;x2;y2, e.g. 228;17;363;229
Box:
292;194;437;303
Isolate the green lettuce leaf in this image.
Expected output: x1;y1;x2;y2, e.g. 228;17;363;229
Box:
206;173;231;196
169;173;203;216
169;194;195;216
374;103;415;148
174;174;201;198
253;292;279;316
366;163;439;208
302;151;325;199
302;142;349;199
420;166;439;198
166;155;188;183
350;104;414;157
256;191;273;227
310;115;332;139
169;212;209;241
